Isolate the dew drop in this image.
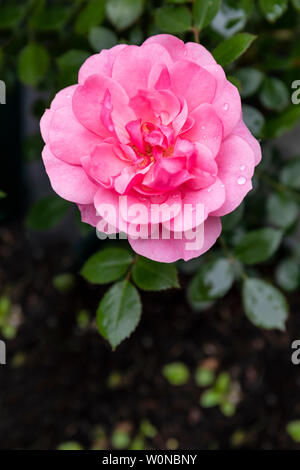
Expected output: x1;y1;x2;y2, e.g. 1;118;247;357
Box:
66;95;71;99
207;187;212;192
240;165;245;171
108;125;114;132
223;103;229;111
201;125;206;130
237;176;246;185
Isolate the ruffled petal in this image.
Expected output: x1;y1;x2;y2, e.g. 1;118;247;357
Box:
42;146;97;204
142;34;185;61
78;45;127;84
211;135;255;217
232;118;262;165
128;216;222;262
212;79;241;137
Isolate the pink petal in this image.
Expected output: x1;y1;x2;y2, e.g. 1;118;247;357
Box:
181;103;223;157
78;45;127;84
143;34;185;61
128;216;222;262
48;106;101;165
211;135;255;217
184;42;217;67
72;74;134;140
78;204;101;227
112;44;172;98
86;143;130;186
42;146;97;204
168;178;225;232
170;60;216;111
212;79;241;137
232;118;262;165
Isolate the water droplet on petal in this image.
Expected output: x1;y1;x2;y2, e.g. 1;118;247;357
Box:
66;95;71;99
240;165;245;171
108;125;114;132
207;187;212;192
237;176;246;185
223;103;229;111
201;125;206;130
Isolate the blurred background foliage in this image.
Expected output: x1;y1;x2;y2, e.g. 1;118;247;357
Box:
1;0;300;451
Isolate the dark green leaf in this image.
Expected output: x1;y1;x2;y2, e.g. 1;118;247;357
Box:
0;5;25;30
188;258;235;305
53;273;75;293
242;104;265;138
0;190;7;199
81;247;133;284
162;362;190;386
18;43;49;86
234;228;282;264
75;0;106;35
266;192;298;229
265;106;300;138
275;258;300;292
26;195;69;230
280;159;300;189
97;280;142;348
259;77;289;112
30;0;70;32
213;33;256;66
89;26;118;51
242;278;288;330
222;203;244;231
56;50;90;87
155;5;192;33
106;0;144;31
235;67;264;98
193;0;221;30
259;0;288;22
195;367;215;387
132;256;179;291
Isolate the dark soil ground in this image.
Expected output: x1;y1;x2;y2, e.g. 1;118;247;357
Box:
0;221;300;450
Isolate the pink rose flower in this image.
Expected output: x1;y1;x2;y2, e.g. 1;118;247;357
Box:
40;34;261;263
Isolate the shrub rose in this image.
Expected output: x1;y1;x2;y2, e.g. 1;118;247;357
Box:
40;34;261;262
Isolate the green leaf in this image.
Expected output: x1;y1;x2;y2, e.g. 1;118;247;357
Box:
56;49;90;87
30;0;70;32
291;0;300;11
235;67;264;98
222;203;244;231
18;43;49;86
26;195;69;230
200;389;221;407
242;278;288;330
81;247;133;284
188;258;235;303
259;77;289;112
280;159;300;189
193;0;221;30
220;400;236;417
111;429;131;449
53;273;75;293
155;5;192;33
75;0;106;35
265;106;300;139
106;0;144;31
162;362;190;386
234;228;282;265
266;192;298;229
0;190;7;199
275;258;300;292
286;421;300;443
259;0;288;23
132;256;179;291
212;33;256;66
195;367;215;387
88;26;117;52
57;441;83;450
96;280;142;348
242;104;265;138
0;5;25;30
